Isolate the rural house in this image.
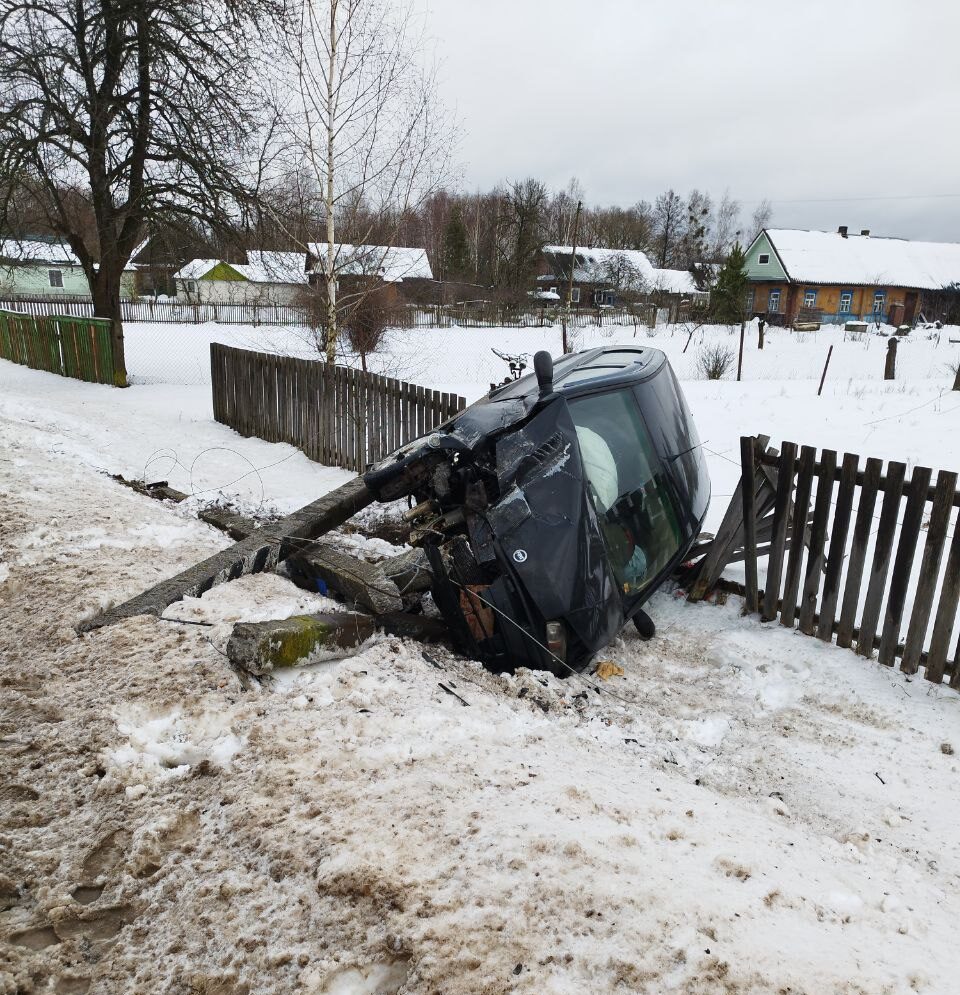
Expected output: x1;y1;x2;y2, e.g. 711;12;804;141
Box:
304;243;434;305
537;245;705;307
745;227;960;326
174;251;309;305
0;237;146;299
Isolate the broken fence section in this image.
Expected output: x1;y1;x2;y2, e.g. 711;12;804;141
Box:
0;308;119;385
689;435;960;688
210;343;467;473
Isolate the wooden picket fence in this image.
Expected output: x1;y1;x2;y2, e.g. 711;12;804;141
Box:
210;343;467;472
0;308;119;385
689;435;960;687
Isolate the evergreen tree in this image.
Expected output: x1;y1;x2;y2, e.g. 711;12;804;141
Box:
711;243;750;324
441;206;471;281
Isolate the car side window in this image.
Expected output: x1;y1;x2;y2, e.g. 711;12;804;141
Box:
569;389;682;597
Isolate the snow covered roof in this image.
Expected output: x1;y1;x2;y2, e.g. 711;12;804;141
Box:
542;245;656;289
173;258;222;281
649;268;701;295
306;243;433;282
236;251;308;285
0;238;80;266
529;289;561;302
762;228;960;290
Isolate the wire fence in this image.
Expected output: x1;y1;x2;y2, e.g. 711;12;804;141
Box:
0;295;682;331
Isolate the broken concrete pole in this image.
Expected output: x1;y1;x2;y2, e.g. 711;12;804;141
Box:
80;477;374;632
198;507;257;541
381;547;432;596
227;612;377;674
282;543;403;614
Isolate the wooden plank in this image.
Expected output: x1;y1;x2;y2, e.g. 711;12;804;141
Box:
857;461;906;657
798;448;837;636
740;436;759;614
688;434;772;602
346;368;357;472
878;465;933;667
780;444;817;628
337;366;347;468
901;470;957;674
392;378;402;452
319;361;330;463
761;441;797;621
930;508;960;685
836;456;883;648
816;451;860;642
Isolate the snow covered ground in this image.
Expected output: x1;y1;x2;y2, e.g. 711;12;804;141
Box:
3;320;960;993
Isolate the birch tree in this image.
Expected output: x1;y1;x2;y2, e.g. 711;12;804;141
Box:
282;0;455;364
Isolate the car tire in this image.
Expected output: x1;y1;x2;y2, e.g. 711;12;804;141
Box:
633;609;656;641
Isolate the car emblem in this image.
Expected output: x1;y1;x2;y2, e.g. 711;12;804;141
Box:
512;549;528;563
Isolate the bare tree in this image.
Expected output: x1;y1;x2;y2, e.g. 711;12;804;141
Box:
0;0;276;384
651;189;684;268
502;177;549;290
281;0;456;364
711;190;742;260
599;253;646;296
748;199;773;241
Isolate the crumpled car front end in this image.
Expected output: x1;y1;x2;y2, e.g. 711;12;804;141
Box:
363;346;709;675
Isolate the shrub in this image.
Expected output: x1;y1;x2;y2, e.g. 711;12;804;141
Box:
343;287;397;371
697;342;735;380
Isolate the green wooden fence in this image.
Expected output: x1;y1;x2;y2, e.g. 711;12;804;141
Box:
0;309;120;385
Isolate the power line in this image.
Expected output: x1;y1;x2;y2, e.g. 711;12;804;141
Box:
741;193;960;206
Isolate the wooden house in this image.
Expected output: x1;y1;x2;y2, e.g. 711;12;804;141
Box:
745;227;960;326
304;244;434;305
537;245;706;308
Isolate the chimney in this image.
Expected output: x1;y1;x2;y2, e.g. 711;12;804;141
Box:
838;225;848;238
860;229;870;237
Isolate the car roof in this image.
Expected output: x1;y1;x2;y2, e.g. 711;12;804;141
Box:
489;346;665;401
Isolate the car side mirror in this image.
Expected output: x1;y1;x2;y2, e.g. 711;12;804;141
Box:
534;350;553;397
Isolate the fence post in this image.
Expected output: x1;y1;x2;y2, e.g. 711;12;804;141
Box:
737;322;746;381
884;337;897;380
740;435;759;614
817;345;833;396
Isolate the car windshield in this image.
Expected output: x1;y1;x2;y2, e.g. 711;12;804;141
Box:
568;389;682;598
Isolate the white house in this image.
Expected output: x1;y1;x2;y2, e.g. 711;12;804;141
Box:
173;251;309;305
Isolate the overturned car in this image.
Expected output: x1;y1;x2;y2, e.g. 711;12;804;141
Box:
362;346;710;676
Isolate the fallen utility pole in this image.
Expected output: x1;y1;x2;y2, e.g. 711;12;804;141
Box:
79;477;373;632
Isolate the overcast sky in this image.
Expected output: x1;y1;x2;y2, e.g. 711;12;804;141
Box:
414;0;960;241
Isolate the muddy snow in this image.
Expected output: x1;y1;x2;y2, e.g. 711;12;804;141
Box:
3;326;960;993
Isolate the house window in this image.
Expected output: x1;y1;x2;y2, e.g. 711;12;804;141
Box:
549;286;558;295
758;253;770;265
768;289;781;312
570;287;580;304
746;288;755;313
48;269;63;288
803;289;817;308
839;291;853;314
873;291;886;314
